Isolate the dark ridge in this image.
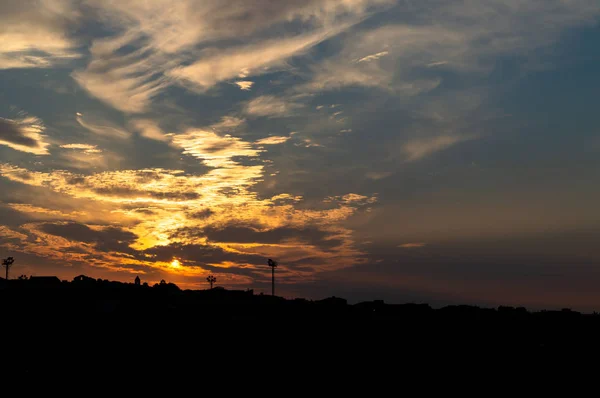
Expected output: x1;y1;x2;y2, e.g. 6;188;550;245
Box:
2;275;598;376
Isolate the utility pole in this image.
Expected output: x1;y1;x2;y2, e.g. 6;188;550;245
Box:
267;259;278;296
2;257;14;280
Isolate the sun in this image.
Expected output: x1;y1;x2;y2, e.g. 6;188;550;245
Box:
170;259;181;268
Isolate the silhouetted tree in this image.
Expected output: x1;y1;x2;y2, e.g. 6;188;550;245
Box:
18;275;28;280
2;257;15;280
267;258;278;296
206;275;216;289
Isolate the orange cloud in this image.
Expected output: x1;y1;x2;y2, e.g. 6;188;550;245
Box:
1;118;377;280
398;243;427;249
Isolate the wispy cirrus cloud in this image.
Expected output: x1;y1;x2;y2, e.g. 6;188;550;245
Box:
71;0;393;112
401;135;474;162
129;119;169;141
60;144;102;154
304;1;600;95
58;143;111;170
244;96;303;118
0;0;81;69
356;51;389;63
210;116;246;133
76;113;130;139
168;31;333;92
72;35;171;114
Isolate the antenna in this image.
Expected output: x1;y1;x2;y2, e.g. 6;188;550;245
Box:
267;259;278;296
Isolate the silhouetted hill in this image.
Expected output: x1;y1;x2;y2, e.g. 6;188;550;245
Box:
2;275;599;377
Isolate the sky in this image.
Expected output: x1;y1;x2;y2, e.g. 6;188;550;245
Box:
1;0;600;311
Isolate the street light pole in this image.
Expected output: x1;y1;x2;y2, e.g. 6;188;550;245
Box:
267;259;278;296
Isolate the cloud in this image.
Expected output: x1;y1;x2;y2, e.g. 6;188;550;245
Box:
326;193;378;205
0;165;208;204
86;0;376;54
1;144;377;277
58;144;107;169
189;208;214;220
142;242;265;269
427;61;449;68
39;221;137;253
0;0;80;69
295;138;324;148
2;0;600;300
398;243;426;249
255;136;291;145
303;24;458;93
235;81;254;91
210;116;246;133
60;153;111;171
0;116;49;155
60;144;102;154
169;32;332;91
68;0;394;112
244;96;302;118
76;113;130;139
72;36;170;113
366;171;392;180
357;51;389;63
402;135;473;162
129;119;169;141
199;225;343;249
305;59;393;91
303;1;600;96
171;129;261;168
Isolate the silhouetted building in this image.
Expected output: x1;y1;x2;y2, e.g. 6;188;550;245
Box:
135;276;141;286
317;296;347;306
73;275;96;283
28;276;61;288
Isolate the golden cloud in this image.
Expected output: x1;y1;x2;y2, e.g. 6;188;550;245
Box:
255;136;291;145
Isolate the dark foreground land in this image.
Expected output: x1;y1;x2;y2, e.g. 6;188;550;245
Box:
2;276;599;377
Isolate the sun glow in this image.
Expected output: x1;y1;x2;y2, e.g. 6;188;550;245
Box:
170;259;181;268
